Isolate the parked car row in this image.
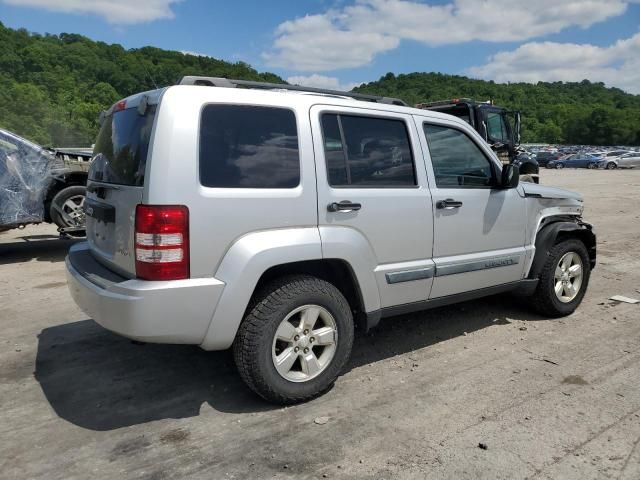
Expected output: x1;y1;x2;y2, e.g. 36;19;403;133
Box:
524;145;640;170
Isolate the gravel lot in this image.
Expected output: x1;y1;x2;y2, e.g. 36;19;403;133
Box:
1;169;639;480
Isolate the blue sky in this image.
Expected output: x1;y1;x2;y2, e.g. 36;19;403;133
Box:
1;0;639;93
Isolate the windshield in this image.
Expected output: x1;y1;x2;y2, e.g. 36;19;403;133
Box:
89;106;156;186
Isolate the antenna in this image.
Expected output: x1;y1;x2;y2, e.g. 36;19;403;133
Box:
139;55;159;89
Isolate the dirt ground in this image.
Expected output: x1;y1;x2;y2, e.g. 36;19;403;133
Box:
1;169;639;480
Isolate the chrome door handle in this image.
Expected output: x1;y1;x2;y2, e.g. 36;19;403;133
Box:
328;201;362;213
436;198;463;209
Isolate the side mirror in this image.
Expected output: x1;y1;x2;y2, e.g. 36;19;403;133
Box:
501;164;519;188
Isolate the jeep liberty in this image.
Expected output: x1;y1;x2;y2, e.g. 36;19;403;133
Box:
66;77;596;404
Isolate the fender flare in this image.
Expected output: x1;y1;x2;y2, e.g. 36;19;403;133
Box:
199;226;381;350
528;219;596;279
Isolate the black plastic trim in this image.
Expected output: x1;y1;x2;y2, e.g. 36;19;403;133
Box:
68;246;126;289
528;218;596;279
83;198;115;224
364;279;537;330
385;267;434;284
435;254;521;277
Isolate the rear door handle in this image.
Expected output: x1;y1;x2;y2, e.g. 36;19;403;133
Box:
328;201;362;213
436;198;463;209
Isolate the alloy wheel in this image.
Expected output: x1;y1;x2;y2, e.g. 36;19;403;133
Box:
60;194;86;226
554;252;584;303
271;304;338;382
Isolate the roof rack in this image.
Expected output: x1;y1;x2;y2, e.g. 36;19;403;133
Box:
178;76;408;106
416;98;491;109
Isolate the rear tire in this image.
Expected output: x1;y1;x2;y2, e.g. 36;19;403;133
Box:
233;275;354;404
529;239;591;317
50;185;86;235
606;162;617;170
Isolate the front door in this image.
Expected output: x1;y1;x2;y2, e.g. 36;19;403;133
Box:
310;105;434;309
415;116;528;298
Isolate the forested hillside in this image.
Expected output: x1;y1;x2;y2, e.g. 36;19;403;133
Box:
0;22;283;146
1;22;639;146
355;73;640;145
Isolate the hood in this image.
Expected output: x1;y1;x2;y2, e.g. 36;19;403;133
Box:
522;183;583;202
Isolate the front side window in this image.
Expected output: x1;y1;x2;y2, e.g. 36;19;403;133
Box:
424;124;495;188
321;113;416;187
199;105;300;188
486;112;508;143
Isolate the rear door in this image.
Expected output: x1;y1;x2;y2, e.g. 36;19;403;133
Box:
85;95;158;277
311;105;434;308
415;115;527;298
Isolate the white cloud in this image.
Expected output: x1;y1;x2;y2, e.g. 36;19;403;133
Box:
181;50;211;58
264;0;638;71
287;74;363;92
468;33;640;94
264;13;399;71
2;0;181;24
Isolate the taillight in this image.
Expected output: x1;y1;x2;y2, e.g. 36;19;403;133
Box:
113;100;127;112
135;205;189;280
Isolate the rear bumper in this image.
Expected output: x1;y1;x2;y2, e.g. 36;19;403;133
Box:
65;243;224;344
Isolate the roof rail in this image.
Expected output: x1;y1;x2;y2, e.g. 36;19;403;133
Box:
178;76;408;106
416;98;491;109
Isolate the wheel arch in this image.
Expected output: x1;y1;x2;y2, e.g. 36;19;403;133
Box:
44;172;88;222
528;220;596;280
254;258;368;329
199;227;380;351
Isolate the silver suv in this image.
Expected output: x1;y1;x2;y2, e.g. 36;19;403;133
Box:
66;77;596;404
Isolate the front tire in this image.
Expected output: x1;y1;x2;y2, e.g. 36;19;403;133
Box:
555;163;564;169
606;162;617;170
529;239;591;317
587;163;596;169
233;275;354;404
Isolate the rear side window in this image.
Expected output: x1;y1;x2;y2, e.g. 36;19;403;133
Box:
199;105;300;188
424;124;495;188
321;114;416;187
90;106;156;186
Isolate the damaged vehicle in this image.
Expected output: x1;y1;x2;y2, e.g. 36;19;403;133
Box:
66;77;596;404
0;128;88;235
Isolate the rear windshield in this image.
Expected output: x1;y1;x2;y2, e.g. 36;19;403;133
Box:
89;106;156;186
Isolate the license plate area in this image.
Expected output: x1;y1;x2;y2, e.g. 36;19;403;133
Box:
84;198;115;224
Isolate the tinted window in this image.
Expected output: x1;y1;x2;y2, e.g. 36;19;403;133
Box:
322;114;416;187
90;106;156;186
424;124;495;188
200;105;300;188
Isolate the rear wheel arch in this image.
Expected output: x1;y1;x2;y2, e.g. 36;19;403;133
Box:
200;228;380;351
252;259;367;330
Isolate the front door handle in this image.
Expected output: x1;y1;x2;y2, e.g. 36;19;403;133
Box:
328;201;362;213
436;198;463;209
